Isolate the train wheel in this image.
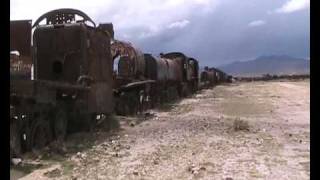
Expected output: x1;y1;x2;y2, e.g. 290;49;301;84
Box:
53;108;68;141
30;118;52;150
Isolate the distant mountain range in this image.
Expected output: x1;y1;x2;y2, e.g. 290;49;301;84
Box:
217;55;310;76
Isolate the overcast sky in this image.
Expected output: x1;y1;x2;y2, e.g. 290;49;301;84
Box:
10;0;310;66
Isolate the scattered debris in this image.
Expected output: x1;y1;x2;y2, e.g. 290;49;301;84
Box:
44;167;62;178
133;170;139;175
76;152;86;159
129;121;136;127
125;145;131;150
188;164;206;175
233;118;250;131
153;159;159;165
144;112;156;119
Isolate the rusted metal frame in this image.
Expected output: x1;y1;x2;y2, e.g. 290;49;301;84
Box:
35;80;90;91
32;8;96;27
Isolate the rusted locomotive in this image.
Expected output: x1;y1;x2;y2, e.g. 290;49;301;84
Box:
199;66;233;88
213;67;232;83
160;52;199;96
200;66;217;88
10;9;115;155
111;40;155;115
111;45;200;114
144;53;185;104
10;8;231;156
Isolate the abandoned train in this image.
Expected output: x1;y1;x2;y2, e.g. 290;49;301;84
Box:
10;8;232;156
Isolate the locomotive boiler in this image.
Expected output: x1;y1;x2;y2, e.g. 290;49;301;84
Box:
161;52;199;96
144;53;183;104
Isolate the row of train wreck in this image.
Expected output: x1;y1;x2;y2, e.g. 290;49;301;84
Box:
10;9;232;157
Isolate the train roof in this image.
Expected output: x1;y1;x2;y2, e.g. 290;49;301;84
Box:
188;57;199;63
162;52;187;59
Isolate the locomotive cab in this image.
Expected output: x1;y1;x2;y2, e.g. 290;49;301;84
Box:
33;9;114;115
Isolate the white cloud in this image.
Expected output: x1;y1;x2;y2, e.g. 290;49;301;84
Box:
167;20;190;29
10;0;220;40
275;0;309;13
248;20;266;27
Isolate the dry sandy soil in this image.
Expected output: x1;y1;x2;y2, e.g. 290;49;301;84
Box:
11;80;310;180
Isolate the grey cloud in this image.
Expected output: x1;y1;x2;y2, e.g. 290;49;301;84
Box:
116;0;309;67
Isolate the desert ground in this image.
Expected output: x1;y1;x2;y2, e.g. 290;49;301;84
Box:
11;79;310;180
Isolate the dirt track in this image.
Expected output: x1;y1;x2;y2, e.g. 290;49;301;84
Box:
12;80;310;180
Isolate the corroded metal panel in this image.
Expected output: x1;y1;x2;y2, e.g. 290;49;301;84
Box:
144;54;157;80
87;29;114;114
10;20;32;56
166;58;182;82
33;23;86;82
156;58;168;81
10;54;32;80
